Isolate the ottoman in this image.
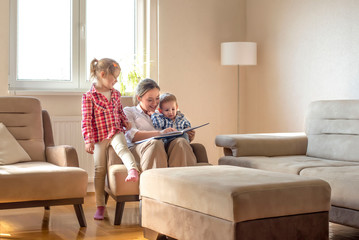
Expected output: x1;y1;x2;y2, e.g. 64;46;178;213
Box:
140;166;331;240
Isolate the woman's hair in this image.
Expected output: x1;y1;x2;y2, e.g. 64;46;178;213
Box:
159;93;177;109
134;78;160;104
90;58;121;81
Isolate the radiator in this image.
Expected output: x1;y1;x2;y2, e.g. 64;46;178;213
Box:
51;116;94;182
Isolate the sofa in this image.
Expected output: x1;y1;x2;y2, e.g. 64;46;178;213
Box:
0;97;88;227
215;100;359;229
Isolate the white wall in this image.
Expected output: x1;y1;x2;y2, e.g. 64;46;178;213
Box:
0;1;9;97
158;0;245;163
244;0;359;133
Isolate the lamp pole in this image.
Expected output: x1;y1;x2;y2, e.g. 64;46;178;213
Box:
221;42;257;134
237;64;240;133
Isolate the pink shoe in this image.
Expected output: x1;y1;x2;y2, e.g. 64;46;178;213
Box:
94;206;105;220
125;169;139;182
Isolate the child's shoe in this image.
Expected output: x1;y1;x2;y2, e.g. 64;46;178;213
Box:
125;169;139;182
94;206;105;220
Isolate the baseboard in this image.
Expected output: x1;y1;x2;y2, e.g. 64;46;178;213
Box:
87;181;95;193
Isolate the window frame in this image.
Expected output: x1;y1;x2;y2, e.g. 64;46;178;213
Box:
8;0;158;94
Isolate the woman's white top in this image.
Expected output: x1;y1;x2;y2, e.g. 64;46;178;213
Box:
124;105;156;146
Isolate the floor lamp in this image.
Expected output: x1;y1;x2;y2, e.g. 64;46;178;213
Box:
221;42;257;133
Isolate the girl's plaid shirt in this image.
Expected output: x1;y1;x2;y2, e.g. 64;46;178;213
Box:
81;85;127;144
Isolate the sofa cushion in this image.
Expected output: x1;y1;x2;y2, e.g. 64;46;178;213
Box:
300;165;359;211
306;100;359;162
219;155;359;175
0;122;31;165
140;166;331;223
0;97;45;161
0;161;88;203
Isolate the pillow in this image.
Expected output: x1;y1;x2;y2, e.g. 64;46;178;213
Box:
0;122;31;165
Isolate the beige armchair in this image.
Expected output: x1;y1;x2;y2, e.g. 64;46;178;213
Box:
0;97;88;227
104;98;209;225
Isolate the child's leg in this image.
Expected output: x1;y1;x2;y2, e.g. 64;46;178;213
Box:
111;133;139;182
93;139;111;220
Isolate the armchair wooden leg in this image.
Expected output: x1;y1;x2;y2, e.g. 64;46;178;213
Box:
114;201;125;225
73;204;87;227
105;191;109;205
44;206;50;210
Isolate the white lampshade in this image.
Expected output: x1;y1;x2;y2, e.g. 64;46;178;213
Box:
221;42;257;66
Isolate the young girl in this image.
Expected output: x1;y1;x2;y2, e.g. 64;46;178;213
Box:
81;58;139;220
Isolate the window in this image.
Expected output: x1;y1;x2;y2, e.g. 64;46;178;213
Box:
9;0;157;93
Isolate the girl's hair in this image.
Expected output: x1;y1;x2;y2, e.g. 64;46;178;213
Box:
90;58;121;81
134;78;160;104
159;93;177;109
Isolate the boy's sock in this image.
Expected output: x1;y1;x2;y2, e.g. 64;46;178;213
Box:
125;169;139;182
94;206;105;220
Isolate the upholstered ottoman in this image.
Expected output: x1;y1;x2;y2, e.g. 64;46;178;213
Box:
140;165;331;240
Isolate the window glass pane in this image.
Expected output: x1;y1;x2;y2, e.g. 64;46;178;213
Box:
87;0;136;91
17;0;71;81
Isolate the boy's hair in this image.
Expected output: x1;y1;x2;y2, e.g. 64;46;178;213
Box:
90;58;121;81
159;93;177;109
134;78;161;104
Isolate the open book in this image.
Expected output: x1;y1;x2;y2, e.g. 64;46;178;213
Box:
135;122;209;144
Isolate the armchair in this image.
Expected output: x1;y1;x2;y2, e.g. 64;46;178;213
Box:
0;97;88;227
104;97;209;225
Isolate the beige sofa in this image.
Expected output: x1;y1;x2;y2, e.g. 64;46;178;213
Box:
216;100;359;229
0;97;88;227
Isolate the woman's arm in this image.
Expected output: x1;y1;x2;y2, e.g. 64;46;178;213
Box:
124;106;177;142
132;128;177;142
132;130;161;142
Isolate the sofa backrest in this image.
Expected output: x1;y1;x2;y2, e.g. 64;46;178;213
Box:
305;100;359;162
0;97;45;161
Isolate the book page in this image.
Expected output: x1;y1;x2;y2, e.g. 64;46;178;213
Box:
134;122;209;144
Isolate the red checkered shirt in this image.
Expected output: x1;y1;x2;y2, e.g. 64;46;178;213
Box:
81;85;128;144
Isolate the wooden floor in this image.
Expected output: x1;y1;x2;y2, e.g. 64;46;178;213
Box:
0;193;144;240
1;193;359;240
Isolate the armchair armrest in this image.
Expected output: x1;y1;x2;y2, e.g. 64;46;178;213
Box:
191;143;209;163
46;145;80;167
215;133;308;157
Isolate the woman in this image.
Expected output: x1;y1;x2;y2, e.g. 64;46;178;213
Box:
124;78;196;170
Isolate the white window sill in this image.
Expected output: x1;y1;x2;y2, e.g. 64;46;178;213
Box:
8;90;135;99
8;90;88;96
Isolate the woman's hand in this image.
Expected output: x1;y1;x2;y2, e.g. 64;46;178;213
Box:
147;110;156;116
187;130;195;142
160;127;177;134
85;143;94;154
124;121;132;130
